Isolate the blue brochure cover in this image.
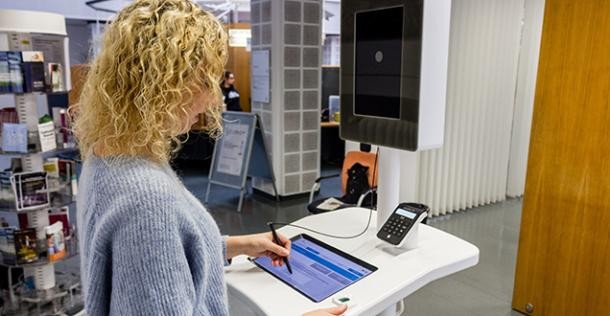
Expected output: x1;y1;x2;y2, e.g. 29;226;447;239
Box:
2;123;28;153
7;52;23;93
0;52;9;93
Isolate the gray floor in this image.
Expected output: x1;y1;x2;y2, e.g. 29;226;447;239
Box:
57;161;525;316
176;161;345;235
403;199;523;316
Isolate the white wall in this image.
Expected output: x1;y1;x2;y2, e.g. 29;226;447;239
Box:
66;19;93;65
0;0;113;20
506;0;545;197
323;1;340;35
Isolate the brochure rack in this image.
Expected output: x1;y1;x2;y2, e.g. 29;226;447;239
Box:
0;9;83;315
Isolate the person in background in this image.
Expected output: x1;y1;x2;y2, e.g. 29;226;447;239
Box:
72;0;345;315
221;70;242;111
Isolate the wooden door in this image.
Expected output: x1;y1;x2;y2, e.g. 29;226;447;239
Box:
512;0;610;315
69;64;89;106
225;23;251;112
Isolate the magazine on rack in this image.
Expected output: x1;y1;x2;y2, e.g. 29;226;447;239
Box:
0;226;17;264
14;228;38;264
49;206;70;237
46;221;65;261
10;172;50;211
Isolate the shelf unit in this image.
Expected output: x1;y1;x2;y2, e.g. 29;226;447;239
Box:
0;9;83;316
0;147;78;159
0;238;78;268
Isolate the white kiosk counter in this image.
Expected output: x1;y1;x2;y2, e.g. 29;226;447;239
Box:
225;207;479;316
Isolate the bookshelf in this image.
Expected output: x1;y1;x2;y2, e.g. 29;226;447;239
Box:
0;9;83;315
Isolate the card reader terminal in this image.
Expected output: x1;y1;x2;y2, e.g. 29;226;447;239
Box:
377;203;428;246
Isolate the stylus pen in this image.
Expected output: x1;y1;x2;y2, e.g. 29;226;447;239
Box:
268;223;293;274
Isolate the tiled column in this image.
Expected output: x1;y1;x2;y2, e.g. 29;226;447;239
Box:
250;0;322;196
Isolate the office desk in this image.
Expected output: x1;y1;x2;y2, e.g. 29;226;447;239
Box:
225;207;479;316
320;121;340;128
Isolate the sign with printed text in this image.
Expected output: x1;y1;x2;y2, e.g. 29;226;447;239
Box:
251;50;270;103
216;123;249;176
229;29;251;47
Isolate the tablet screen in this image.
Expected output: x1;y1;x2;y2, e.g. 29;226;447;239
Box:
251;234;377;302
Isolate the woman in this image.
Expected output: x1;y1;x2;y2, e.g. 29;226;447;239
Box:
73;1;347;315
221;70;242;111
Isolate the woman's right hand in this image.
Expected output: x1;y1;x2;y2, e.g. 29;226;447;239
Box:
303;305;348;316
225;232;291;266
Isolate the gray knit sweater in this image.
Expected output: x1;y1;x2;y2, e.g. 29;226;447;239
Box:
77;155;229;315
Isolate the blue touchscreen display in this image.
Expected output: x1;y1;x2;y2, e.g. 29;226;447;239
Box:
252;234;377;302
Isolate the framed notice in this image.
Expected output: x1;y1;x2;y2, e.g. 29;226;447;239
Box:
206;112;277;212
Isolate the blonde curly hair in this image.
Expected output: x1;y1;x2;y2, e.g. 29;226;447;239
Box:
72;0;227;163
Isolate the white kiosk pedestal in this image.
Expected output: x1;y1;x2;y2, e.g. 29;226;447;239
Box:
225;207;479;316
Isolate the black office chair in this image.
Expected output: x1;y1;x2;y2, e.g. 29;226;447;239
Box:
307;150;378;214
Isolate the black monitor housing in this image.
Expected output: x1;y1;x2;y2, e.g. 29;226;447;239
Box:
340;0;451;151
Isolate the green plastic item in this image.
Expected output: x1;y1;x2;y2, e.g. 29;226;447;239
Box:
39;114;53;124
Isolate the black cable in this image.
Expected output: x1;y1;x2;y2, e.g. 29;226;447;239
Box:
268;211;372;240
269;147;380;239
371;146;379;210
